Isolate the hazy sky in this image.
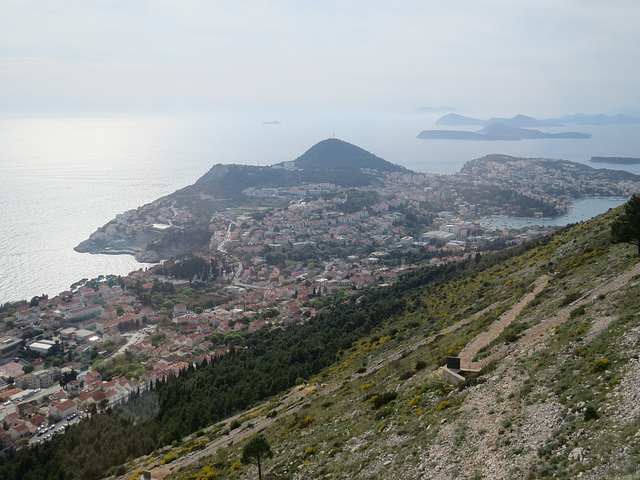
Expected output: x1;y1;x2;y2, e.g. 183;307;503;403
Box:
2;0;639;117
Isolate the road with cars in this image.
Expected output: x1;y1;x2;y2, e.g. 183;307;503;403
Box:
29;411;88;445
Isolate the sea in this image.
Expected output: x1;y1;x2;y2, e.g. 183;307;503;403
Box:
1;111;640;304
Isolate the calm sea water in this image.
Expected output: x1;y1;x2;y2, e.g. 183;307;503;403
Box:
1;112;639;303
480;198;627;230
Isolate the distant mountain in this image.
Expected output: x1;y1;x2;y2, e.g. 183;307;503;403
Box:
435;113;486;126
478;123;590;139
487;114;563;127
285;138;407;173
436;113;562;127
435;112;640;127
418;123;591;141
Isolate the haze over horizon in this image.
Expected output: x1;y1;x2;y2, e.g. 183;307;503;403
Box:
2;1;639;118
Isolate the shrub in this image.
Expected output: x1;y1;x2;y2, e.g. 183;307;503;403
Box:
561;292;582;307
371;392;398;410
437;400;450;410
415;360;427;371
584;405;599;421
570;305;587;319
399;371;414;381
160;453;178;465
593;358;610;372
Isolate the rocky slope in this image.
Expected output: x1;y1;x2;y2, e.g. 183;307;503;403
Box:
108;205;640;480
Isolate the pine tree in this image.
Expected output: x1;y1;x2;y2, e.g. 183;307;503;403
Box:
611;195;640;255
241;435;273;480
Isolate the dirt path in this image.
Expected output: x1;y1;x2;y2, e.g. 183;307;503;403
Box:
471;261;640;370
459;275;552;369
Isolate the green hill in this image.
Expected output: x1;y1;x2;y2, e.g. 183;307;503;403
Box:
286;138;407;173
191;138;403;201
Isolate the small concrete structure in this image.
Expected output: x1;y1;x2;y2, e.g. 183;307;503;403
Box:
446;356;461;371
442;356;480;386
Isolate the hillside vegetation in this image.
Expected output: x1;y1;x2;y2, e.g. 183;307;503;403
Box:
153;206;640;480
4;206;640;480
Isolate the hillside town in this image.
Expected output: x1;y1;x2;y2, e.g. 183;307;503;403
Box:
1;155;639;452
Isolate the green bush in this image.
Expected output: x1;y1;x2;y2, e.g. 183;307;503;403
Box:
592;358;610;372
371;392;398;410
584;405;599;421
570;305;586;319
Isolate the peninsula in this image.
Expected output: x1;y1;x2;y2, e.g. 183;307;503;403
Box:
75;140;637;265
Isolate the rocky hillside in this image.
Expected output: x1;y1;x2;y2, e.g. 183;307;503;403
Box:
110;205;640;480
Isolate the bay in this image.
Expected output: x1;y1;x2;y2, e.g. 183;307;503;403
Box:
479;198;627;231
1;111;639;304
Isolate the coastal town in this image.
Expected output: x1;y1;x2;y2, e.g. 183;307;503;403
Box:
1;153;639;452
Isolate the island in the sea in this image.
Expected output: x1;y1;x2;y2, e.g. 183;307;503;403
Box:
590;156;640;165
435;112;640;127
417;123;591;141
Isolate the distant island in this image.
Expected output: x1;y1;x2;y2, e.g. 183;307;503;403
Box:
436;113;562;128
417;123;591;141
435;112;640;127
262;120;282;125
590;156;640;165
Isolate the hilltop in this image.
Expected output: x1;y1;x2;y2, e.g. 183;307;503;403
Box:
194;139;402;189
281;138;406;173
